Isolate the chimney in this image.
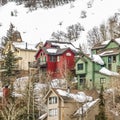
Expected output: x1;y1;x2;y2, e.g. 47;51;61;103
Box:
26;42;27;49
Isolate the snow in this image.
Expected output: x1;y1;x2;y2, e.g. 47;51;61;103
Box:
0;0;120;47
50;79;66;88
51;42;78;50
56;89;93;102
115;38;120;44
38;113;47;120
74;99;99;115
92;54;104;65
101;40;110;45
46;48;58;53
99;50;114;56
99;67;119;76
13;42;37;50
34;83;47;91
14;76;29;91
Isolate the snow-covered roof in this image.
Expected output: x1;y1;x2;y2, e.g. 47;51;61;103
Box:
13;42;37;50
51;42;78;51
101;40;111;45
115;38;120;44
56;89;93;103
99;67;119;76
38;113;47;120
99;50;114;56
92;54;104;65
46;48;58;53
74;99;99;116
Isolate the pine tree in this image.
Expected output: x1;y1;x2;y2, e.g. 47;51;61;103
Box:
1;23;15;47
1;47;16;88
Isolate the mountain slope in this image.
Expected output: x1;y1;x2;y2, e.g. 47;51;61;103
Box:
0;0;120;47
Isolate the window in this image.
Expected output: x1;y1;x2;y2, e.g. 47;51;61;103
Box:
40;52;43;56
50;56;56;62
113;55;116;62
108;55;116;63
108;64;112;70
108;56;112;63
77;63;83;70
79;75;86;86
49;108;58;117
66;52;71;56
80;79;84;84
49;96;57;104
100;78;106;84
57;56;60;62
43;56;46;62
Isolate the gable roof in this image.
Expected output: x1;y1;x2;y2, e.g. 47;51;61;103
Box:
72;99;99;117
76;52;104;65
13;41;37;51
98;48;120;56
44;88;93;103
35;40;78;58
44;40;78;51
92;38;120;50
99;67;119;76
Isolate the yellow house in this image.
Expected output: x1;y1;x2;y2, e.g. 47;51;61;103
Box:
42;88;99;120
2;40;37;71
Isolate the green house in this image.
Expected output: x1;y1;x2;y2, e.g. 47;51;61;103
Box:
75;38;120;90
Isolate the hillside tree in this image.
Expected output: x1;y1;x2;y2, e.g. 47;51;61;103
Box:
51;23;84;42
96;84;107;120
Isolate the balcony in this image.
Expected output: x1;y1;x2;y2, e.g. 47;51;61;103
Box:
28;61;37;68
39;61;47;68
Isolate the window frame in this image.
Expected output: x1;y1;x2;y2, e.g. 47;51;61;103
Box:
49;96;57;104
77;63;83;70
49;108;58;117
50;55;56;62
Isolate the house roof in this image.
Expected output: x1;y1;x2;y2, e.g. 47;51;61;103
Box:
99;67;119;76
73;99;99;117
45;40;76;47
98;48;120;56
13;41;37;51
92;38;120;50
35;40;78;58
44;88;93;103
76;52;104;65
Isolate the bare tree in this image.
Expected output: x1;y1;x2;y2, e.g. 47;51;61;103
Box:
107;15;118;39
99;23;108;41
51;23;84;42
87;26;101;48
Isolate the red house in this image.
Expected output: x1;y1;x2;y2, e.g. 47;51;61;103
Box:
35;41;78;79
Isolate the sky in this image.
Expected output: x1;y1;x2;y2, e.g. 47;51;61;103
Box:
0;0;120;47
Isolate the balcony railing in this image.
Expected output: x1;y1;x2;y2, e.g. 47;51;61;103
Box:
28;61;37;68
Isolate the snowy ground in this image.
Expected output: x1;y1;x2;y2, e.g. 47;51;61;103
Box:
0;0;120;48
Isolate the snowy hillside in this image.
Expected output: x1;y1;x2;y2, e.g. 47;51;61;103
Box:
0;0;120;47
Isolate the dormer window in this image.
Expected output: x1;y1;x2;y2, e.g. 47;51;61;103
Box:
49;96;57;104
